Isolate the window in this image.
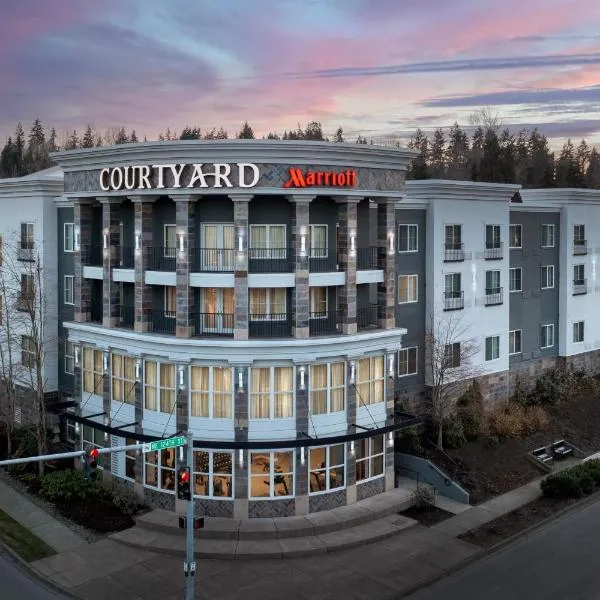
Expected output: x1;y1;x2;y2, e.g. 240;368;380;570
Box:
249;225;286;259
573;321;585;344
65;341;75;375
398;224;418;253
82;426;106;470
509;330;522;355
64;275;74;305
485;270;501;293
250;451;294;498
398;347;418;377
309;445;345;493
485;336;500;361
64;223;74;252
164;286;176;317
111;353;136;405
250;366;294;419
541;224;555;248
309;287;328;316
509;268;522;292
356;436;384;483
485;225;501;249
190;366;233;418
145;448;176;492
398;274;418;304
19;273;34;310
125;437;137;480
201;223;235;271
308;224;328;258
144;361;176;413
573;264;585;284
540;324;554;349
0;296;2;326
0;234;3;266
309;362;345;414
164;224;177;258
509;224;522;249
249;288;286;319
20;223;34;250
83;348;104;394
21;335;35;368
573;224;585;244
444;343;461;368
445;224;462;248
541;265;555;289
193;451;233;498
445;273;461;295
356;356;385;406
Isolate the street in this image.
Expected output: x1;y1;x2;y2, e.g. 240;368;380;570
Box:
408;497;600;600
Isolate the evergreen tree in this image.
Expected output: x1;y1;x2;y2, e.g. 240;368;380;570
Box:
528;129;554;188
0;137;19;178
64;130;80;150
304;121;324;140
81;125;95;148
514;129;530;186
14;122;26;176
115;127;128;144
165;127;173;140
556;139;581;187
407;128;429;179
468;127;484;181
498;129;516;183
28;118;45;147
23;118;50;173
130;130;139;143
333;127;344;143
355;135;368;144
237;122;255;139
47;128;58;153
445;123;470;180
180;126;201;139
429;128;446;178
215;127;228;139
266;132;280;139
576;139;590;183
478;128;502;182
94;133;103;147
585;148;600;188
203;128;217;140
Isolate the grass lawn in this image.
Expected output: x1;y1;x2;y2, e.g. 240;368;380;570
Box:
0;510;55;562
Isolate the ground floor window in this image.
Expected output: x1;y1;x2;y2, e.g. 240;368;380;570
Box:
356;436;384;482
125;437;137;480
309;444;345;493
144;448;176;492
250;451;294;498
193;451;233;498
81;425;106;469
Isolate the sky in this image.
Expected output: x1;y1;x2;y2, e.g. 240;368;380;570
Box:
1;0;600;148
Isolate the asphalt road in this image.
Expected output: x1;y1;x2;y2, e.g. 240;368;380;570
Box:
408;497;600;600
0;550;68;600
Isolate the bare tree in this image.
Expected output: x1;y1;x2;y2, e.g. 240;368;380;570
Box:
468;107;502;132
424;312;481;451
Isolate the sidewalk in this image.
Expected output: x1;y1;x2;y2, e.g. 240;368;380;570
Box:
0;475;545;600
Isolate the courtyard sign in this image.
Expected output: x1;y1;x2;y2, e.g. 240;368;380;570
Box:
99;163;260;191
283;167;357;189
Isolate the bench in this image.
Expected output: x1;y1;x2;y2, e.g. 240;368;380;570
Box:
532;447;553;463
552;440;573;459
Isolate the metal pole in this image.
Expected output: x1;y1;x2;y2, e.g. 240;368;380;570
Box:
185;430;195;600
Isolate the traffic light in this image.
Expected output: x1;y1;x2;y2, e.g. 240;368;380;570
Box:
177;466;191;501
85;448;100;480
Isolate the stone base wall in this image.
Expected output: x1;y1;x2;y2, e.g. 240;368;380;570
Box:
478;370;509;408
509;356;559;396
560;350;600;375
248;498;295;518
356;476;385;501
308;488;346;513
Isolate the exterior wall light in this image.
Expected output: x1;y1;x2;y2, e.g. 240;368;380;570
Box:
74;422;80;435
103;234;108;250
74;346;80;366
299;366;306;390
178;232;185;253
135;234;140;251
350;440;355;455
135;360;141;381
74;230;81;251
238;449;244;468
350;361;356;384
388;354;394;376
178;366;185;388
103;353;109;372
238;232;244;252
388;431;394;447
350;234;356;254
388;232;395;254
238;369;244;390
300;446;305;465
300;233;306;255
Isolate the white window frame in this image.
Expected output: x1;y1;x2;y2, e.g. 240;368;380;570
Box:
111;353;136;405
21;335;35;368
485;270;501;292
144;360;176;414
81;425;106;471
509;224;522;249
541;324;555;349
65;341;75;375
21;222;34;250
164;224;177;258
190;365;234;419
541;265;555;289
573;264;585;283
249;288;286;321
355;356;385;406
82;347;104;395
64;275;74;305
64;223;75;252
309;444;346;495
144;448;176;493
398;274;418;304
355;436;385;484
573;321;585;344
444;342;461;368
444;224;462;246
249;450;295;499
398;224;418;253
485;224;501;248
309;224;328;258
192;450;234;499
573;224;585;244
309;287;328;317
541;224;555;248
509;267;522;293
250;366;295;419
509;330;522;355
124;436;137;481
164;286;176;317
309;362;346;415
249;224;287;259
398;347;418;377
485;335;500;361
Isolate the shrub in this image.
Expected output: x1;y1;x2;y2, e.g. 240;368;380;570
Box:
522;405;550;434
488;402;549;439
583;459;600;485
527;368;578;406
457;381;486;440
541;461;600;499
397;427;423;456
412;485;436;509
111;486;140;517
442;417;467;449
40;469;102;504
511;376;529;406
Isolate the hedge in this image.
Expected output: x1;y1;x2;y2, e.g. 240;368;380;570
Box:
541;459;600;499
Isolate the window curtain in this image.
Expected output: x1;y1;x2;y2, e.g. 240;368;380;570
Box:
160;364;176;413
311;225;326;256
356;358;371;405
203;225;217;248
145;361;157;410
83;348;93;393
112;354;122;402
270;225;286;258
330;362;345;412
93;350;103;392
250;289;267;317
271;288;286;316
213;367;232;418
251;368;270;418
191;366;209;417
372;356;384;404
310;365;327;414
223;225;235;269
124;357;135;404
250;225;266;259
274;367;293;418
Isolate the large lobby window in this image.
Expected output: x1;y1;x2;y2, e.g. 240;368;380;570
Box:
309;362;345;414
111;353;135;405
190;366;233;418
249;225;286;259
145;448;176;492
193;451;233;498
309;444;345;494
250;451;294;498
250;366;294;418
83;348;103;395
249;288;286;320
356;436;385;482
356;356;385;406
144;361;176;413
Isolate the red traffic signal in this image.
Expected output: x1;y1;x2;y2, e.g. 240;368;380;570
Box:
179;469;190;484
177;467;191;501
89;448;99;461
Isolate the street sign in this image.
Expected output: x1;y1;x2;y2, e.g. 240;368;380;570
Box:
146;436;187;452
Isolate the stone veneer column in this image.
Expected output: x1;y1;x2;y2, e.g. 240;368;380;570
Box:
73;200;94;322
99;198;122;328
288;195;314;339
346;359;357;505
376;198;396;329
233;365;249;519
336;197;361;334
232;195;252;341
295;365;309;515
173;196;197;338
130;196;157;332
133;358;145;503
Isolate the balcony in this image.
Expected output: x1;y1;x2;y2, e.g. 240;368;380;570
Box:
17;246;35;262
119;247;135;269
195;248;235;272
249;314;292;338
193;313;234;336
357;246;379;270
444;243;465;262
119;305;135;329
484;287;503;306
147;309;176;335
309;249;338;273
573;279;588;295
248;248;293;273
444;291;464;311
484;243;503;260
82;245;103;267
574;240;588;255
309;310;341;335
357;304;379;330
90;302;103;324
146;247;176;271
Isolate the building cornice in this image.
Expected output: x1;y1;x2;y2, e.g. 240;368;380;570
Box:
520;188;600;206
406;179;521;202
0;179;64;198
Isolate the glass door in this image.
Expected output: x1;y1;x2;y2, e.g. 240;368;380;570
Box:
201;288;234;334
201;224;235;271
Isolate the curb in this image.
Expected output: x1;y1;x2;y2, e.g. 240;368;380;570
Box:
395;489;600;599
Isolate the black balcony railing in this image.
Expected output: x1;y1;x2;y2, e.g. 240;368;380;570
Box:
120;247;135;269
194;248;235;272
17;246;35;262
193;313;234;336
357;246;379;270
444;242;465;262
146;247;177;271
119;305;135;329
309;310;341;335
309;249;338;272
574;240;588;255
90;302;103;324
573;279;588;295
249;314;292;337
147;309;176;335
357;304;379;330
484;287;503;306
82;244;103;267
248;248;293;273
484;243;503;260
444;290;464;311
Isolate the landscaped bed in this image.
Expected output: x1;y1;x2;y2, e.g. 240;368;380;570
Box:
0;509;56;562
400;504;454;527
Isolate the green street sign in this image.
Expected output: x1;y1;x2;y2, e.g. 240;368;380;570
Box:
147;436;187;452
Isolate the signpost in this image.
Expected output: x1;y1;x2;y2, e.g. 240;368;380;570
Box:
145;436;186;453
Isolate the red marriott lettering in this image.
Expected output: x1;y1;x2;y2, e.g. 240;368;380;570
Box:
283;168;357;189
